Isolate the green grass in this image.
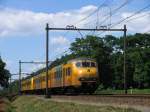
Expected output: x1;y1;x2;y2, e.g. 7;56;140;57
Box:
0;98;16;112
95;88;150;94
12;96;140;112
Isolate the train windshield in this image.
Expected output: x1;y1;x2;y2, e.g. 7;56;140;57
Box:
91;62;96;67
76;62;96;67
82;62;90;67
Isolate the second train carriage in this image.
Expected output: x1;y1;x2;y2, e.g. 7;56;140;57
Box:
21;58;99;94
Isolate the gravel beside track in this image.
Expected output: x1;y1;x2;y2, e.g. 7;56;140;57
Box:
51;95;150;112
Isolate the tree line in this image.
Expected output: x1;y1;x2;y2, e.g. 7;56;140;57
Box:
0;57;10;88
0;33;150;90
50;33;150;89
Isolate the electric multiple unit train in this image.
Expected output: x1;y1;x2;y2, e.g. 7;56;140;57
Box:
21;58;99;94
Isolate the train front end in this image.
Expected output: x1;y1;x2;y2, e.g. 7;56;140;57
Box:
73;58;99;93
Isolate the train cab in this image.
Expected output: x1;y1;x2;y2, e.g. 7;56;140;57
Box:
75;60;98;82
68;58;99;93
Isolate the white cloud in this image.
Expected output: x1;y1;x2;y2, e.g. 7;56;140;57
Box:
30;64;45;72
0;5;97;37
50;36;70;45
0;5;150;38
49;36;70;60
119;11;150;33
1;4;150;76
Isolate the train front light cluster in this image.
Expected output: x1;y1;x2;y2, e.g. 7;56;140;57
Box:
79;70;83;74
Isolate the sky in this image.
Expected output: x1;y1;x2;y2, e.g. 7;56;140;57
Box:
0;0;150;80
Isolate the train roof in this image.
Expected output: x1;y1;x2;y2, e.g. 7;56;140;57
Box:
67;57;96;63
21;67;46;81
21;57;96;81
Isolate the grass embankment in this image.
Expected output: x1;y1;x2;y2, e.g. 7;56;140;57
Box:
12;96;140;112
95;88;150;94
0;97;15;112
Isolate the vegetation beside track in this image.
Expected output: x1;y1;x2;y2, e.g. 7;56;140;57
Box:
0;98;15;112
2;33;150;97
12;96;140;112
50;33;150;89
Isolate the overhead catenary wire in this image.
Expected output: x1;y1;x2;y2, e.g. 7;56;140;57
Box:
97;3;150;36
82;0;133;29
62;0;131;41
77;29;84;38
54;0;133;40
97;0;133;28
111;4;150;28
51;0;135;58
73;0;108;25
125;11;150;22
90;4;111;36
54;0;130;56
86;0;133;36
61;0;108;36
50;0;135;66
58;0;109;56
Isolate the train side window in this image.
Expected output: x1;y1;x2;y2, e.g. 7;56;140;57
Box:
43;76;45;81
40;77;42;82
57;71;59;80
68;67;71;76
60;70;62;78
56;71;59;80
66;68;68;76
63;68;65;76
54;72;57;80
59;70;61;79
59;70;60;79
55;70;61;80
91;62;96;67
65;68;68;76
48;75;50;80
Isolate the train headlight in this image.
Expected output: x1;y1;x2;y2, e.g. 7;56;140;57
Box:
79;70;82;74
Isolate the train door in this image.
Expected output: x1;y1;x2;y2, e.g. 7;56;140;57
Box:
48;71;51;88
41;75;46;89
50;69;54;88
31;78;34;90
35;77;40;90
63;67;65;87
65;64;72;87
54;65;62;88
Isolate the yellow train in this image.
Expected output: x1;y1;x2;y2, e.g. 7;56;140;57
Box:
21;58;99;94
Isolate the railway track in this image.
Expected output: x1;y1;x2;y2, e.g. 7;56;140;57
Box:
50;94;150;107
52;93;150;98
7;94;150;111
89;94;150;98
20;93;150;98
